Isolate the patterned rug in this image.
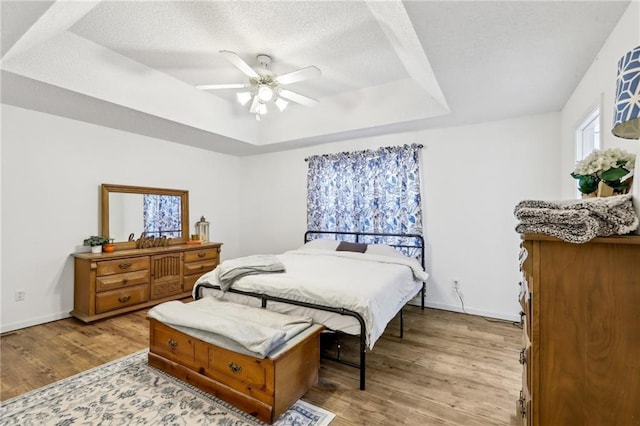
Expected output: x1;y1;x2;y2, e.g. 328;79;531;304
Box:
0;350;334;426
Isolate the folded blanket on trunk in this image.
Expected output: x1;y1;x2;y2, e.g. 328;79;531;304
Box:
148;298;312;358
514;194;639;243
217;254;285;292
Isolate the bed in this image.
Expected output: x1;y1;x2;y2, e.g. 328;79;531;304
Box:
193;230;428;390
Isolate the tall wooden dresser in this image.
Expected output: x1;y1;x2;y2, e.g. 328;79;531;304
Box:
72;242;221;323
517;234;640;425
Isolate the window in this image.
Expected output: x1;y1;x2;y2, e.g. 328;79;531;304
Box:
306;144;423;240
575;107;601;197
576;107;600;163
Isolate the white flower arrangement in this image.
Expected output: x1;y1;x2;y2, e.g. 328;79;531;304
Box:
571;148;635;195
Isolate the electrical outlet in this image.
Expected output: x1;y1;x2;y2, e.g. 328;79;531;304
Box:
15;290;26;301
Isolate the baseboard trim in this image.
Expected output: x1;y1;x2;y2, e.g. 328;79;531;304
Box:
408;299;520;322
1;311;71;334
2;301;520;333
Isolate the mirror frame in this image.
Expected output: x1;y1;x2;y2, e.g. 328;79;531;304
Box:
101;183;190;249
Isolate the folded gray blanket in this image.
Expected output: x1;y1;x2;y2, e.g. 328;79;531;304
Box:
217;254;285;291
514;194;639;243
148;298;311;358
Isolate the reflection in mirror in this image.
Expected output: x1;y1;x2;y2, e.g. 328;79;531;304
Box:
110;193;182;242
109;193;144;242
101;184;189;247
141;194;182;238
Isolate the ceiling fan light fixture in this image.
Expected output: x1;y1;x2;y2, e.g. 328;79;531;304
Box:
237;91;252;106
205;50;321;120
275;97;289;112
257;84;274;102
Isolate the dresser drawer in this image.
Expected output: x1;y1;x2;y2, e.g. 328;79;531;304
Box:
516;392;531;426
520;277;532;330
184;249;219;263
184;259;218;277
183;274;199;293
208;345;269;391
96;270;149;292
519;345;531;400
97;257;149;276
522;356;530;399
150;320;196;366
95;284;149;314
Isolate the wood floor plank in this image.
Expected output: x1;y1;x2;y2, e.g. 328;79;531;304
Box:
1;306;522;425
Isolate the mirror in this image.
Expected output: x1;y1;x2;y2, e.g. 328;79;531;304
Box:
101;184;189;248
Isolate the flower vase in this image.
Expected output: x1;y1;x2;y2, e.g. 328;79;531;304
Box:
103;243;115;253
91;245;102;254
596;182;615;197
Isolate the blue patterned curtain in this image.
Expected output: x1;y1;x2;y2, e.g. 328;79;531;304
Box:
307;144;423;239
143;195;182;238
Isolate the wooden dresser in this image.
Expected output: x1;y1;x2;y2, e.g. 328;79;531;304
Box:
517;234;640;425
72;242;221;322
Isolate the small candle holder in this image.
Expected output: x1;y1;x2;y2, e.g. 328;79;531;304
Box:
195;216;210;243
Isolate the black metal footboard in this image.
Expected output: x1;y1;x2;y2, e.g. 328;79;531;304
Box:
194;283;369;390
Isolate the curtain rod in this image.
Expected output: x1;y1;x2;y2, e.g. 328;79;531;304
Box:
304;144;424;162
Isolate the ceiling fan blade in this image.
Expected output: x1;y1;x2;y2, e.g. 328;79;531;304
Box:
220;50;260;79
248;95;259;113
196;83;250;90
275;66;321;85
279;89;319;107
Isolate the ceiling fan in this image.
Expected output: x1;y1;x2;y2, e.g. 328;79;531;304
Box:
197;50;321;120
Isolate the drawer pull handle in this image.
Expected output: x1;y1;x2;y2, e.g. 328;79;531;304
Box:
517;391;526;417
119;263;132;269
118;296;131;303
198;252;206;258
122;278;128;285
168;339;178;350
228;362;242;374
519;348;527;365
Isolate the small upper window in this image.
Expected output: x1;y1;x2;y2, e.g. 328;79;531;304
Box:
576;108;600;162
575;107;600;197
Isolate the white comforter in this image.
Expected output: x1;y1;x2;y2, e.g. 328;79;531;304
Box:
194;248;428;349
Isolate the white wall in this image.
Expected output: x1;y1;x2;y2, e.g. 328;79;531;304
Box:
0;104;242;332
560;1;640;200
238;113;561;320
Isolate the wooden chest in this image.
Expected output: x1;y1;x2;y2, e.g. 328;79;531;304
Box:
148;318;323;424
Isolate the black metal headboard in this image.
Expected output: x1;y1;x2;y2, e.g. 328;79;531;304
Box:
304;230;425;270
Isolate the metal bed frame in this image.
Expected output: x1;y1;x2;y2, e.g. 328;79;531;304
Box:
194;230;426;390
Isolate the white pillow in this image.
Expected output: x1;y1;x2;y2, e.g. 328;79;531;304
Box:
365;243;408;259
299;238;340;251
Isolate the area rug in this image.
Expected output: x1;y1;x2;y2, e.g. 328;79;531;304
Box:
0;350;334;426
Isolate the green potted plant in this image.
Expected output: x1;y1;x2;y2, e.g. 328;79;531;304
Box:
571;148;635;197
83;235;109;254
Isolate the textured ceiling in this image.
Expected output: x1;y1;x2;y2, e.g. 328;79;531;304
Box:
0;0;630;156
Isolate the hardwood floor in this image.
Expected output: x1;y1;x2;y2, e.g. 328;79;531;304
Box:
1;305;522;425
